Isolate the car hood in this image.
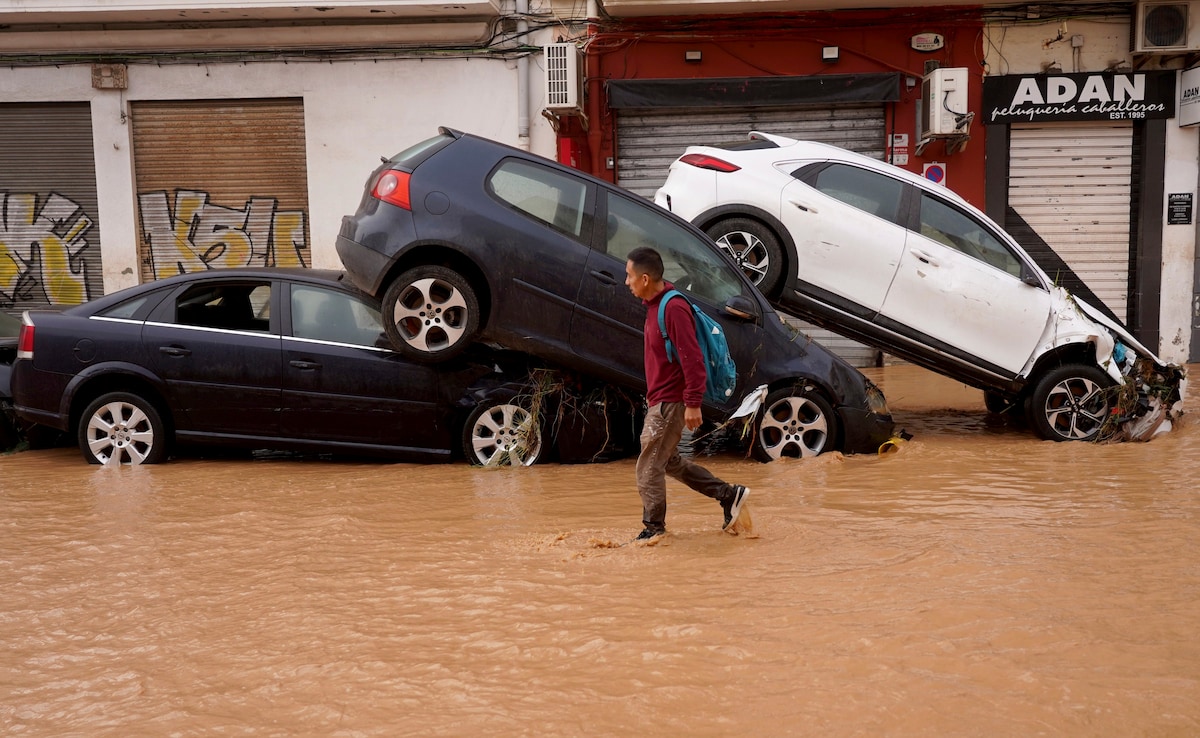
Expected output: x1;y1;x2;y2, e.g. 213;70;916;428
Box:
1073;295;1166;369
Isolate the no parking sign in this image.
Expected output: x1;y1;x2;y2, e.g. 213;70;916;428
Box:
923;162;946;186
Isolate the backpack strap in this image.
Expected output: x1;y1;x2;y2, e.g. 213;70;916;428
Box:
656;289;685;364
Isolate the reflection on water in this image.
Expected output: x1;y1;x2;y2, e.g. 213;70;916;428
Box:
2;365;1197;736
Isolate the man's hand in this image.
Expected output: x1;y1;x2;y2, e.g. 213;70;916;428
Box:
684;406;702;431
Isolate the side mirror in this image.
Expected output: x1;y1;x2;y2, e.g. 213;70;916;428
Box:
1020;263;1043;288
723;295;759;321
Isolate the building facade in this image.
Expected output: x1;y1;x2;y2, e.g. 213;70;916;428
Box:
3;0;1197;365
0;0;574;311
545;0;1199;364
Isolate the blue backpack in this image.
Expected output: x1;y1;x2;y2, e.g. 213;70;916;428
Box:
657;289;738;405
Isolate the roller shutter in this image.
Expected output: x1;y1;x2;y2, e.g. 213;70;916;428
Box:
131;98;311;283
0;102;101;312
616;104;887;366
1008;122;1133;321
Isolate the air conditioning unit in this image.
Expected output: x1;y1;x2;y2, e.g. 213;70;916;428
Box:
920;67;969;139
1134;1;1200;53
544;42;583;112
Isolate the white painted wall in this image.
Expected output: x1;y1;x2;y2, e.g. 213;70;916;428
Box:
0;49;558;291
985;18;1135;76
986;19;1197;361
1161;104;1199;364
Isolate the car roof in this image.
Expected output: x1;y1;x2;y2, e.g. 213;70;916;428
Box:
710;131;976;210
39;268;363;317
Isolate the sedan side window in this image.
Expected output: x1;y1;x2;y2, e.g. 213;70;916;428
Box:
291;285;385;347
811;164;904;223
175;282;271;332
488;159;589;238
605;192;743;306
919;194;1023;277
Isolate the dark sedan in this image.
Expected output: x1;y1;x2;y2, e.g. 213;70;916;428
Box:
1;310;19;449
10;268;639;466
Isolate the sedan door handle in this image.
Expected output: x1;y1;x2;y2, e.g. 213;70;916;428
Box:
159;346;191;357
290;360;320;370
910;248;938;267
788;199;818;214
589;270;619;286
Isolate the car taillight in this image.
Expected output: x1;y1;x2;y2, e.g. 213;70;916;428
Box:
372;170;412;210
680;153;741;173
17;320;34;360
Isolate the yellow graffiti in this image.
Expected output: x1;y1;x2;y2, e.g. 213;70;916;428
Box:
139;189;309;280
0;191;94;309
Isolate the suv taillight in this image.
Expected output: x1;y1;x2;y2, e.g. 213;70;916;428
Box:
680;153;741;173
372;170;412;210
17;319;34;360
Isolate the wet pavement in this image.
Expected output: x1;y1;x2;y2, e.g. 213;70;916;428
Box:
1;364;1197;736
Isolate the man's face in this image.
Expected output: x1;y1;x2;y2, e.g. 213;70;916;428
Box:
625;260;654;301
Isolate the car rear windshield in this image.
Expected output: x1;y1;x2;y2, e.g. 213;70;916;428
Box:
714;139;780;151
386;132;455;169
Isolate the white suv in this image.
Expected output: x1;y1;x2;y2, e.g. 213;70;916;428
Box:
655;132;1186;442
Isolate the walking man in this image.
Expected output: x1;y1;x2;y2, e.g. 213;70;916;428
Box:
624;246;749;541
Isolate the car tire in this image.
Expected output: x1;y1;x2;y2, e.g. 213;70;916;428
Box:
706;218;785;298
382;265;481;363
752;386;838;462
462;394;546;466
1026;363;1114;442
78;391;169;465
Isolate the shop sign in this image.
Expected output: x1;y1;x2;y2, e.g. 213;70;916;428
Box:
1168;193;1193;225
911;33;944;52
1178;66;1200;127
982;72;1176;123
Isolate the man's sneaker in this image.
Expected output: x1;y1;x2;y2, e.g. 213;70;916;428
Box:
634;527;665;542
721;486;750;530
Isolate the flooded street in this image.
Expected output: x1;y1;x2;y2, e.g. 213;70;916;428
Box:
2;364;1197;736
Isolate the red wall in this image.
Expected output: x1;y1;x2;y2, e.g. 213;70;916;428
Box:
564;9;986;207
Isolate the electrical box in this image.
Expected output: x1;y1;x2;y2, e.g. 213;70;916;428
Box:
1134;1;1200;53
921;67;969;139
544;43;583;112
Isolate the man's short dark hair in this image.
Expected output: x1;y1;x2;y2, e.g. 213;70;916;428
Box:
627;246;664;281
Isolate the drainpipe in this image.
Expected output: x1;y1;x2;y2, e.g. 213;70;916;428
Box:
516;0;530;150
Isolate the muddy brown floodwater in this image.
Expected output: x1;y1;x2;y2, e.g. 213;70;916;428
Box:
2;364;1198;737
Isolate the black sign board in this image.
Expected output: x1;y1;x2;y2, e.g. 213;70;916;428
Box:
983;72;1176;124
1168;193;1193;225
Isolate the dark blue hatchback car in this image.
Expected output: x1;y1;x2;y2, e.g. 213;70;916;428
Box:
336;127;895;460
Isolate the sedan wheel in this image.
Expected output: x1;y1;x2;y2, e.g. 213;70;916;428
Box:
78;391;168;465
462;398;545;466
706;218;785;298
382;265;480;363
1028;364;1113;442
752;387;837;462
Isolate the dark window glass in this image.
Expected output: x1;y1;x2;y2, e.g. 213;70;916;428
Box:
489;160;588;237
812;164;904;222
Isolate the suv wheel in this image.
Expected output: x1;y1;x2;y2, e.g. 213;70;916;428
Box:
462;395;545;466
752;387;837;462
1027;364;1113;442
706;218;784;298
78;391;168;465
382;265;481;363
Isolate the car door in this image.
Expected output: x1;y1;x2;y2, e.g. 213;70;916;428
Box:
779;162;908;314
880;190;1052;374
143;279;282;436
479;157;595;355
281;283;448;451
571;189;754;396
